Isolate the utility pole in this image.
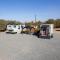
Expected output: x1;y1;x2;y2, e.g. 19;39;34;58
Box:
35;15;37;23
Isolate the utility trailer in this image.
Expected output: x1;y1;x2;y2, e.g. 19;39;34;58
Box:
38;24;54;39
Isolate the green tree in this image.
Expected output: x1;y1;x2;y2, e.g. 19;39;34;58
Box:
7;20;22;25
45;19;55;24
55;19;60;28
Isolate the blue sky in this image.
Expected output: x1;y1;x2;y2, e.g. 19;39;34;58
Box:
0;0;60;22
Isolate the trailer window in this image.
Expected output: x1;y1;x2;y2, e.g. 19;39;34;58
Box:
41;25;49;31
41;26;46;30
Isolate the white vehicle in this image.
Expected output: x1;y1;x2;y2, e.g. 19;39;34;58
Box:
38;24;54;38
6;25;22;34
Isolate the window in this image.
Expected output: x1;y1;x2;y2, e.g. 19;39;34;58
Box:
8;25;11;27
14;25;16;28
18;26;20;29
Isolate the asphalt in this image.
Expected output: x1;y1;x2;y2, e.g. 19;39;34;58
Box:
0;31;60;60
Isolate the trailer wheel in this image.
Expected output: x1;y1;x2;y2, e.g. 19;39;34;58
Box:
47;35;51;39
51;35;53;38
37;34;40;38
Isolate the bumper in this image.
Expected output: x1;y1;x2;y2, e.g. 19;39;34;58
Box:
6;31;17;34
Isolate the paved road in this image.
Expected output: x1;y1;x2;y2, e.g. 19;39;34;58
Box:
0;32;60;60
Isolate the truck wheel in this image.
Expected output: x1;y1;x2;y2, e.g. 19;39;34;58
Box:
37;34;40;38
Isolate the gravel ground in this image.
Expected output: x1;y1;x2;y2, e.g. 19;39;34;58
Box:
0;31;60;60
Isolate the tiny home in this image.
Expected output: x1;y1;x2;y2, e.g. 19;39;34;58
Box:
38;24;54;38
6;25;24;33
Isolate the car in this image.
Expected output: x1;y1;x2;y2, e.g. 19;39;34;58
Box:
6;25;22;34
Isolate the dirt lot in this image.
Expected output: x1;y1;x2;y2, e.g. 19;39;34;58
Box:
0;31;60;60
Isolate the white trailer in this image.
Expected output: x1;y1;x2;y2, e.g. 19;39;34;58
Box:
38;24;54;38
6;25;23;34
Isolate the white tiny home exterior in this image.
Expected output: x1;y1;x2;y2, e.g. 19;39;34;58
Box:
39;24;54;38
6;25;23;33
